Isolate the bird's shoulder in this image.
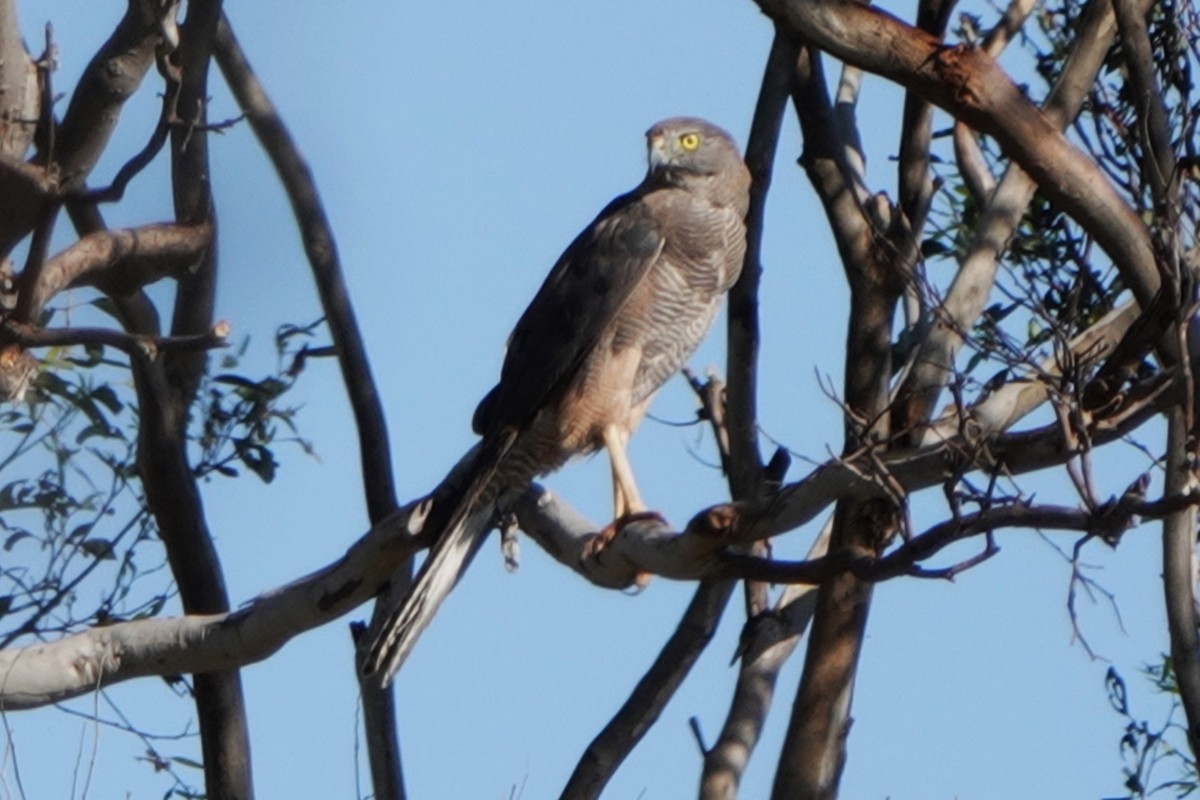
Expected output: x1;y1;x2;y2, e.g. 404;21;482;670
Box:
471;185;674;437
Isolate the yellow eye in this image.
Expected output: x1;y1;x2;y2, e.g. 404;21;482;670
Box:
679;132;701;151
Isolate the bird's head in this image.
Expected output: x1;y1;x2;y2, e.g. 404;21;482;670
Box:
644;117;748;205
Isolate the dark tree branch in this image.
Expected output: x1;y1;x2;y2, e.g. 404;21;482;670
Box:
776;35;906;798
211;15;406;799
22;221;211;320
558;580;736;800
132;2;256;799
1113;0;1179;217
0;157;55;258
1;319;227;360
727;25;796;501
212;13;398;522
47;0;176;190
71;52;183;206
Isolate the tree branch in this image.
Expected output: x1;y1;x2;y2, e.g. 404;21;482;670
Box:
893;0;1137;437
1;319;227;361
21;221;211;321
558;580;736;800
0;501;432;710
212;16;407;798
756;0;1162;311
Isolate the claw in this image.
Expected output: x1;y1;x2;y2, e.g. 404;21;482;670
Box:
581;511;668;588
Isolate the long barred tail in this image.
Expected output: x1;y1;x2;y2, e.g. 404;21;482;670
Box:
362;430;517;685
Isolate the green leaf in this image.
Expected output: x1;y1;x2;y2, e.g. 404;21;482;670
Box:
3;530;31;551
88;296;124;323
89;385;123;414
239;444;277;483
80;538;116;560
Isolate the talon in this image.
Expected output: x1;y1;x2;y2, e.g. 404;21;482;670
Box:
580;511;667;588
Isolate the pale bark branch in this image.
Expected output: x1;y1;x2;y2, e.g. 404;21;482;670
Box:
0;0;38;160
0;365;1173;711
0;502;431;711
919;300;1140;445
699;523;831;800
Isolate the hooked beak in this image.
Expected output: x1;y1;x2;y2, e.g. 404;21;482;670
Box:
647;133;669;170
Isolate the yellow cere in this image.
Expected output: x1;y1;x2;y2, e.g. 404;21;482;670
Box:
679;132;700;151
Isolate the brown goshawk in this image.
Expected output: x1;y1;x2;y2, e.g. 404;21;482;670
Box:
364;117;750;685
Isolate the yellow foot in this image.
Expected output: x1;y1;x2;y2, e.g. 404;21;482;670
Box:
582;511;668;589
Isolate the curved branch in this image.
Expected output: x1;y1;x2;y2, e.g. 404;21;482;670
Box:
0;500;431;711
212;15;398;521
23;221;210;319
893;0;1139;436
757;0;1161;310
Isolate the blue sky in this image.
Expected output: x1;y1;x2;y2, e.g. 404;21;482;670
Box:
5;1;1181;798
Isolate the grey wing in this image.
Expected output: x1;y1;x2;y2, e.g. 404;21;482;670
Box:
472;189;665;437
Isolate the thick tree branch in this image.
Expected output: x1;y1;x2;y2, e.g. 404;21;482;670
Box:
0;501;431;710
0;158;54;258
143;3;256;798
894;0;1136;438
21;221;210;320
756;0;1161;311
0;365;1176;712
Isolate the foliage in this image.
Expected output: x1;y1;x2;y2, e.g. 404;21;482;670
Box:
1107;662;1199;798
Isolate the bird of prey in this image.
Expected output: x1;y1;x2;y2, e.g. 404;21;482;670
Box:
364;117;750;685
